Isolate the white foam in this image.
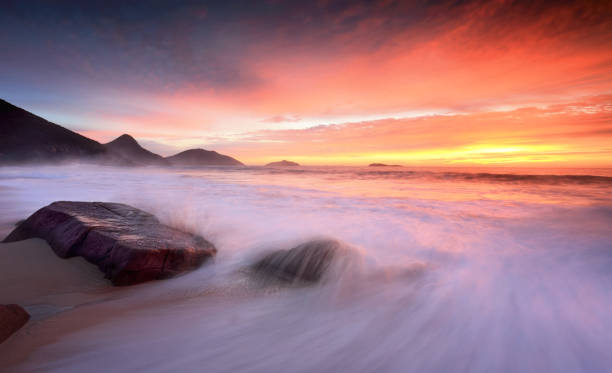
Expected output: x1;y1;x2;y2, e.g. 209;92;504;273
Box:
0;165;611;372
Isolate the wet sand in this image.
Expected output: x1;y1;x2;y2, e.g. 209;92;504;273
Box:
0;239;230;371
0;239;114;369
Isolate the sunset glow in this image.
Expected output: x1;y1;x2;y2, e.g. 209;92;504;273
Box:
2;0;611;166
3;2;612;371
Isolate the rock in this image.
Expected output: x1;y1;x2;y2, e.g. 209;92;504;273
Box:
265;160;300;167
0;304;30;344
3;201;217;286
368;163;402;167
251;239;340;283
166;149;244;166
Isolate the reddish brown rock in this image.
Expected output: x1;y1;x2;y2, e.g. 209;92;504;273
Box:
3;201;217;286
0;304;30;344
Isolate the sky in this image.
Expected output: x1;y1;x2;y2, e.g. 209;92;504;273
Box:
1;0;611;166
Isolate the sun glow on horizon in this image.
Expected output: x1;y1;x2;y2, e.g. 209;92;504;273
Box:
5;1;610;167
247;144;575;166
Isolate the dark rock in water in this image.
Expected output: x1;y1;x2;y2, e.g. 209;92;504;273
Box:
166;148;244;167
368;163;402;167
104;134;168;166
0;304;30;344
265;160;300;167
3;201;217;286
251;239;340;283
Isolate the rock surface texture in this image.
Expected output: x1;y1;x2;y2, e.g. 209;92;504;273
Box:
0;304;30;344
3;201;217;285
251;239;340;283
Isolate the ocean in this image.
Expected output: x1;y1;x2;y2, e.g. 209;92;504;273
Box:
1;164;611;372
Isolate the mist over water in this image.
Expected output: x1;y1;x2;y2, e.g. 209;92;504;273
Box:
1;165;611;372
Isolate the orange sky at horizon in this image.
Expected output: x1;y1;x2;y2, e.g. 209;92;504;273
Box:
78;94;612;167
6;0;611;167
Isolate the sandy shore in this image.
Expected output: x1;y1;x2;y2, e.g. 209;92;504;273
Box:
0;238;224;371
0;239;116;369
0;239;110;308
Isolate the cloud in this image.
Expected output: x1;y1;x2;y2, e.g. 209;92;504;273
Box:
212;95;612;166
1;0;611;158
260;115;301;123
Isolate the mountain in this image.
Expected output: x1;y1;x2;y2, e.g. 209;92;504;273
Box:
0;99;244;167
104;134;168;166
0;99;108;164
166;149;244;166
265;160;300;167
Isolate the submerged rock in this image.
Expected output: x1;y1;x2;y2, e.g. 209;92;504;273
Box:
3;201;217;286
251;239;341;284
0;304;30;344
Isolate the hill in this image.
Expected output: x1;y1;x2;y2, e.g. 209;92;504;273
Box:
0;99;107;164
166;149;244;167
265;160;300;167
0;99;244;167
105;134;167;166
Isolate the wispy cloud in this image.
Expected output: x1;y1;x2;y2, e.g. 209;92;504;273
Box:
212;95;612;165
260;115;301;123
2;0;611;166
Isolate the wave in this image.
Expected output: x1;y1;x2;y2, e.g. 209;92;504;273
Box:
250;167;612;185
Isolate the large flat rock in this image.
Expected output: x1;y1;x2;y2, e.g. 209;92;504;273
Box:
3;201;216;285
0;304;29;344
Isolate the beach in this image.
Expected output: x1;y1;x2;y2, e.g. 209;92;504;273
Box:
0;165;611;372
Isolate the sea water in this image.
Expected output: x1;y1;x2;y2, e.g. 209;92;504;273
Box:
0;165;611;372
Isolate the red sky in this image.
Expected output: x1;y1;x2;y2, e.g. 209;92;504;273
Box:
3;0;612;165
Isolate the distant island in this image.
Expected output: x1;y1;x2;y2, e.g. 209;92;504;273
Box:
167;149;243;167
368;163;403;167
0;99;243;167
265;160;300;167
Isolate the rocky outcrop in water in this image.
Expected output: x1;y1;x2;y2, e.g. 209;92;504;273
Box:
251;239;340;283
265;160;300;167
3;201;217;286
368;163;402;167
0;304;29;344
166;148;244;167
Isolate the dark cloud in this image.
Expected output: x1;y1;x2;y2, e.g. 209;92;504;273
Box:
1;0;609;118
1;0;609;90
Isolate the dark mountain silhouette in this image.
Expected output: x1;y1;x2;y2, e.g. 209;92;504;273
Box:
265;160;300;167
0;99;108;164
166;149;244;166
0;99;245;167
105;134;168;166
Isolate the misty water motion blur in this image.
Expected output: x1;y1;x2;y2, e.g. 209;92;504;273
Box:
0;165;611;372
